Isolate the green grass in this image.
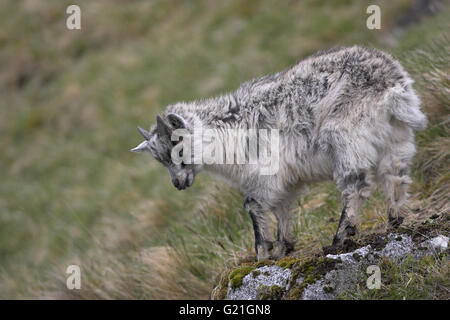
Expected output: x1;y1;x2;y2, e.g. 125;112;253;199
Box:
0;0;448;299
341;255;450;300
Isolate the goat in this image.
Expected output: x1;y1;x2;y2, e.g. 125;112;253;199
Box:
132;46;427;260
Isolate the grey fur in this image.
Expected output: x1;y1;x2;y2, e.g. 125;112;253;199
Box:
132;46;427;260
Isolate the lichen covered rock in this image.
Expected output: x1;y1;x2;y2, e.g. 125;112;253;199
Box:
227;265;291;300
212;232;449;300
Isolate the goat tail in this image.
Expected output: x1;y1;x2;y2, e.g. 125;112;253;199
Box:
385;79;428;131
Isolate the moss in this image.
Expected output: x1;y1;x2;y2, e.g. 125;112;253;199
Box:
269;285;285;299
303;272;321;286
285;257;339;299
285;275;319;300
323;285;334;293
229;266;255;289
256;284;285;300
284;285;305;300
253;260;274;268
256;285;270;300
277;256;301;269
251;270;261;278
291;257;338;283
352;252;361;262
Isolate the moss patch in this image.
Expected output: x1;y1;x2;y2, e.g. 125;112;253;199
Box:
285;257;339;299
253;259;275;268
277;256;302;269
352;252;361;262
256;284;285;300
269;285;285;300
251;270;261;278
229;266;255;289
293;257;338;283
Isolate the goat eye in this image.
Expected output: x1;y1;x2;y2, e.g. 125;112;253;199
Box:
179;149;183;158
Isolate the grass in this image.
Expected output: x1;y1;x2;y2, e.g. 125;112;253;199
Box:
341;254;450;300
0;0;448;299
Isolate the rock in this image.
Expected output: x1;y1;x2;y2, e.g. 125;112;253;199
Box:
216;232;449;300
227;265;291;300
379;233;416;259
422;235;449;253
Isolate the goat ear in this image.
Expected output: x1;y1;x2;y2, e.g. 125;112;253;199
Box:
156;115;171;137
130;140;148;153
167;113;189;130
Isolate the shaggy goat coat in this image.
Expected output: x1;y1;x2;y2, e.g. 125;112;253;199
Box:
133;46;427;260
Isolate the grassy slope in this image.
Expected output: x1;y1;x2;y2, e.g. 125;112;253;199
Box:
0;0;448;299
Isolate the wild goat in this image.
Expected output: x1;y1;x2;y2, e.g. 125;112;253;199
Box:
132;46;427;261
